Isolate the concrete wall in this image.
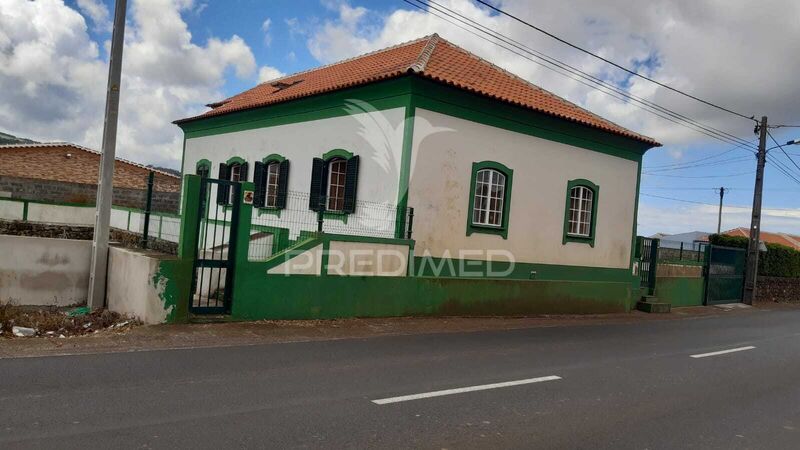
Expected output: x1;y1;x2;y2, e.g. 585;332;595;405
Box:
0;235;91;306
106;246;180;324
408;108;639;270
655;263;705;307
328;241;408;276
0;175;180;213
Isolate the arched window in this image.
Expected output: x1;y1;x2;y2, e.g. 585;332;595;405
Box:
196;159;210;178
264;161;281;208
253;154;289;210
472;168;506;227
326;158;347;211
563;179;599;247
215;157;248;205
466;161;513;239
568;185;594;236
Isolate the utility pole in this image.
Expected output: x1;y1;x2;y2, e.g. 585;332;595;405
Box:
87;0;127;309
742;116;768;305
715;187;725;234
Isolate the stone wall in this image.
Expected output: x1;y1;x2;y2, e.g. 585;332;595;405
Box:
0;175;180;213
756;276;800;303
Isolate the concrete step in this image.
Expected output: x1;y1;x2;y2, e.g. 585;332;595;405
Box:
636;300;671;313
640;294;659;302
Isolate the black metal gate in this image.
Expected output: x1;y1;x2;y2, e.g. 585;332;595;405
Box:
703;245;746;305
638;237;659;296
190;178;241;315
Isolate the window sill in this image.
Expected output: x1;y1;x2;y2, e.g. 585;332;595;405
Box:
563;234;595;247
467;223;508;239
257;207;282;218
323;211;349;224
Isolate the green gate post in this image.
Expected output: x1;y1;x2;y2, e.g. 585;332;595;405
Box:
171;174;203;322
647;238;659;296
230;181;254;317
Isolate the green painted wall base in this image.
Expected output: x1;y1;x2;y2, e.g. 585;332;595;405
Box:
230;267;633;320
655;276;705;308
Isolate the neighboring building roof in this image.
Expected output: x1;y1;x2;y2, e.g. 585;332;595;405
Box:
723;227;800;251
176;34;660;147
0;143;181;192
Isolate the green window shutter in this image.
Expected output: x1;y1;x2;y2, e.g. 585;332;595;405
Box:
216;162;230;205
309;157;325;211
239;162;249;182
252;161;266;207
276;159;290;209
342;155;360;213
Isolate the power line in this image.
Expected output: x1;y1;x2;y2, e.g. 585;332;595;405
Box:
644;141;756;170
643;170;755;179
402;0;757;149
768;159;800;185
643;155;752;173
641;193;799;211
419;0;753;148
472;0;756;122
767;130;800;174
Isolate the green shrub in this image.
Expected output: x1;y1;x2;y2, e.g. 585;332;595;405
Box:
707;234;800;278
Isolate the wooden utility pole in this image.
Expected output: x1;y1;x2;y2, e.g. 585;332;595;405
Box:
87;0;127;309
742;116;768;305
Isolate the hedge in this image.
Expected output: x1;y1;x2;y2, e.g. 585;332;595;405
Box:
708;234;800;278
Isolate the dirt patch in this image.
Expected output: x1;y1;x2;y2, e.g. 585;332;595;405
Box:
0;304;139;338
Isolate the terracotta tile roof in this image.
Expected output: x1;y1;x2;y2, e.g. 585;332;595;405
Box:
0;143;181;192
723;227;800;251
176;34;659;146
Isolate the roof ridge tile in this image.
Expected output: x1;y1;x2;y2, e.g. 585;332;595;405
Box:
409;33;440;73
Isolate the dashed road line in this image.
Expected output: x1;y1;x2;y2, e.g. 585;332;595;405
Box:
690;346;756;359
371;375;562;405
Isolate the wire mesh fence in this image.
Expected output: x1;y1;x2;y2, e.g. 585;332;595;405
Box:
248;190;411;261
657;239;708;264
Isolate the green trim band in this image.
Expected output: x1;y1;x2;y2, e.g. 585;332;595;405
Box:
562;178;599;248
466;160;514;240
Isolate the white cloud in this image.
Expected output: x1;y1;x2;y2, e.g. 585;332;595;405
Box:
76;0;111;32
637;202;800;236
0;0;257;169
261;18;272;46
258;65;285;83
303;0;800;148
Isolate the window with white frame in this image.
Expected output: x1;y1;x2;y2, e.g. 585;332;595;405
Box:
229;163;242;205
264;162;280;208
326;158;347;211
568;185;594;236
472;168;506;227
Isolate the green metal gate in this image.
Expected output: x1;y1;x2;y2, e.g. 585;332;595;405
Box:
190;178;241;315
638;237;659;296
703;245;746;305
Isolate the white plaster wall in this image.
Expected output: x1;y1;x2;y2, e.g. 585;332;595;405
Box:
408;109;639;269
26;203;95;225
327;241;409;276
0;199;24;220
107;246;174;324
0;235;91;306
267;244;323;275
184;108;407;240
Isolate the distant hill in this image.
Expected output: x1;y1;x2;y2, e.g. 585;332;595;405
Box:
0;131;38;145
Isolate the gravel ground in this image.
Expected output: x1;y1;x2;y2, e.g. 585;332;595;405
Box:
2;303;793;359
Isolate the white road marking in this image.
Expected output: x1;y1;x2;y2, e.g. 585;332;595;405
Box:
371;375;561;405
690;346;756;358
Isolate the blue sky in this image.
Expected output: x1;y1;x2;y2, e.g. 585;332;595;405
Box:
6;0;800;235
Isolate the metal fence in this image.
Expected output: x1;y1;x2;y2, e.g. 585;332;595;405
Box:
657;239;708;264
247;190;411;261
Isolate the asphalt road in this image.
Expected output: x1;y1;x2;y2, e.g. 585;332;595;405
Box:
2;308;800;449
